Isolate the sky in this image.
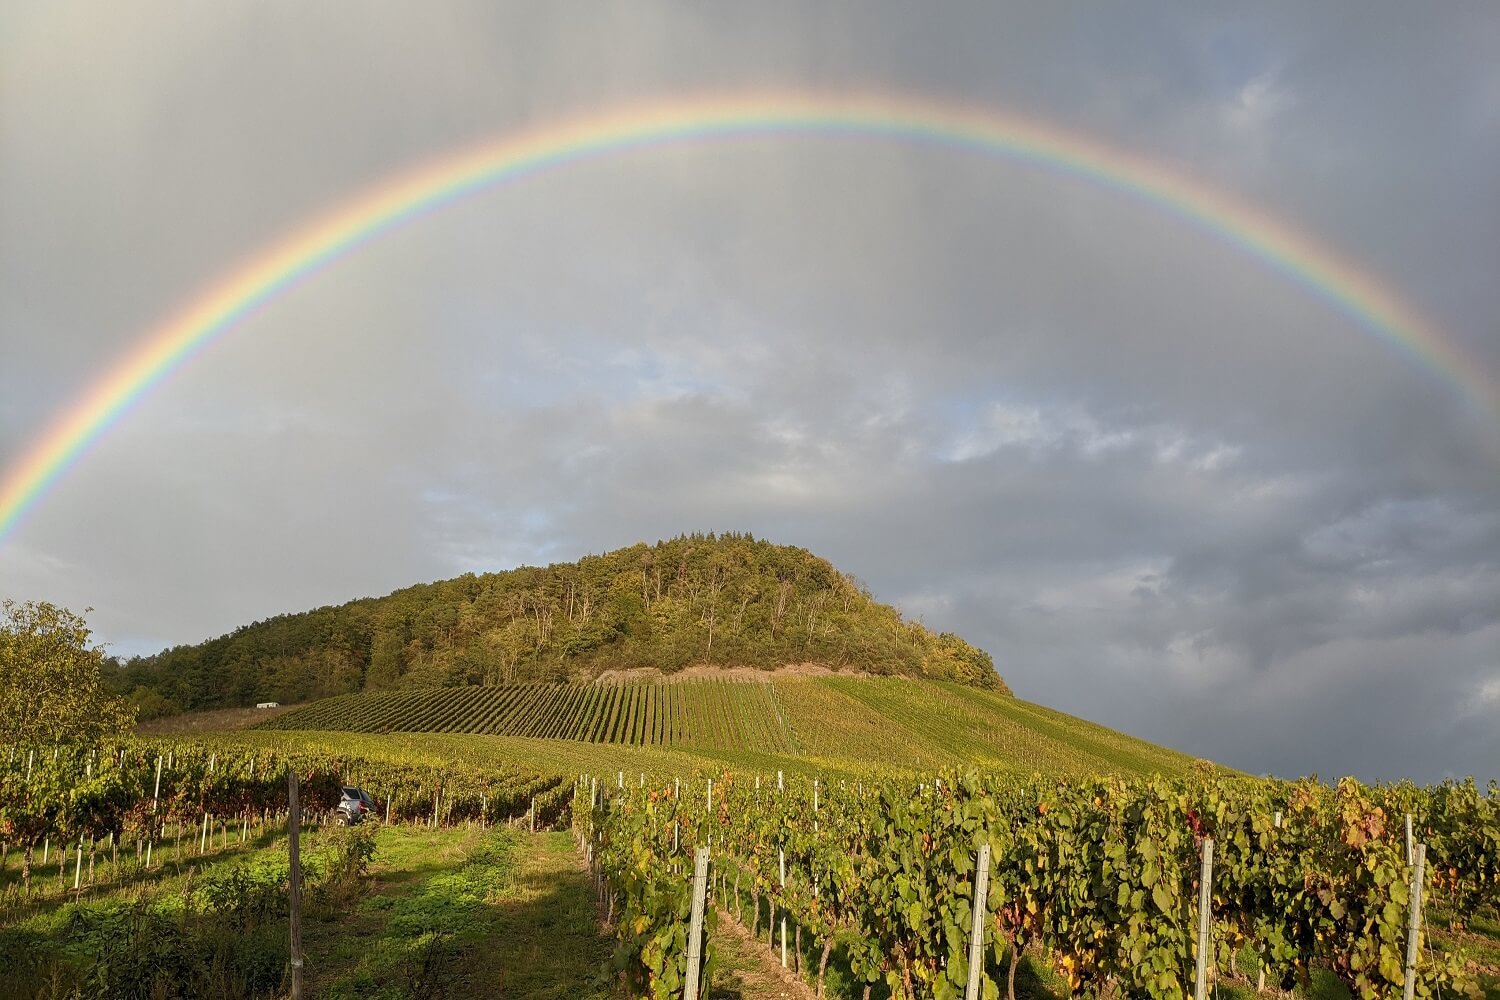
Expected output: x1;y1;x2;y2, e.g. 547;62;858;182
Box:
1;3;1497;783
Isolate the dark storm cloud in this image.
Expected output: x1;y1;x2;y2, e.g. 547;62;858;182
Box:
1;2;1496;782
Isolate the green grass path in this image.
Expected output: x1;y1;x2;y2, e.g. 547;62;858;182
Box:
310;826;615;999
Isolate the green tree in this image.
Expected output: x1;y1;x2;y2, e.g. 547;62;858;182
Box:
0;600;134;744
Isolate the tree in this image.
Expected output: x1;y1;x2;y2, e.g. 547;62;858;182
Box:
0;600;134;744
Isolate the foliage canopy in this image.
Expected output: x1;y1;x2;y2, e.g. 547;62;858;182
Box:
0;599;134;744
112;534;1006;711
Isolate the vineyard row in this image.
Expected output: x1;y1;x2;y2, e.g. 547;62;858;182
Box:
0;740;572;898
257;679;796;752
577;770;1498;1000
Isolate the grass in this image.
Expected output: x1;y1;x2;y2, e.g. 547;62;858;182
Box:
137;703;301;734
0;821;621;1000
1428;907;1500;1000
309;827;616;999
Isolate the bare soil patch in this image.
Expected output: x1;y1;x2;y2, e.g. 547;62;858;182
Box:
593;663;869;685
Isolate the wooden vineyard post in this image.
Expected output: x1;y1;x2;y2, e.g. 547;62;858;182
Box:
1403;843;1427;1000
529;797;536;833
1404;814;1413;866
965;842;992;1000
152;755;162;813
1194;838;1214;1000
777;770;783;792
684;846;711;1000
707;778;713;812
289;770;304;1000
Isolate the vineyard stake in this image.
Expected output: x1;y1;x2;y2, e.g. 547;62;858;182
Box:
965;843;992;1000
1404;814;1413;866
777;770;783;792
707;778;714;812
152;755;162;812
72;840;83;891
1194;837;1214;1000
289;770;304;1000
1402;843;1426;1000
617;770;623;789
684;846;710;1000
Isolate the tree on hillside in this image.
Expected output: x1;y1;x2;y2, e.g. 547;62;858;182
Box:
0;600;134;744
113;533;1007;710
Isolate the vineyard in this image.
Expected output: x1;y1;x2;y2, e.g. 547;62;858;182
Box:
579;768;1500;1000
3;729;1496;999
257;677;1198;777
0;737;570;901
256;680;796;753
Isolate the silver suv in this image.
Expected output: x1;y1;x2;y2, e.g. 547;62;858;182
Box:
335;787;377;825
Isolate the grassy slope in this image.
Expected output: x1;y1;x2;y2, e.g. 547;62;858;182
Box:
1;821;619;1000
253;676;1199;778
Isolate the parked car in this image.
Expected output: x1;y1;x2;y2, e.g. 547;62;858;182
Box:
336;786;377;825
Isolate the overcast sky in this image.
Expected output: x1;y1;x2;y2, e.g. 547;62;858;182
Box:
2;3;1497;783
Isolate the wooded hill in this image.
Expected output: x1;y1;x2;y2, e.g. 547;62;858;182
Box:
111;534;1006;715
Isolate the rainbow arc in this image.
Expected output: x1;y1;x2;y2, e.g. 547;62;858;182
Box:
1;92;1494;544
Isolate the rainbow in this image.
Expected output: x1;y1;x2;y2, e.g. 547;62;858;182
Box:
1;92;1495;545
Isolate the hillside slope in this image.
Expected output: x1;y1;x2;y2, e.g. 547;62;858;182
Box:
257;676;1197;777
113;534;1005;714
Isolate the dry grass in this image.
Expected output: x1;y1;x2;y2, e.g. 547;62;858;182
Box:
136;703;299;735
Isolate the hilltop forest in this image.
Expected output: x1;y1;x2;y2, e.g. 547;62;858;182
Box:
109;534;1005;715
